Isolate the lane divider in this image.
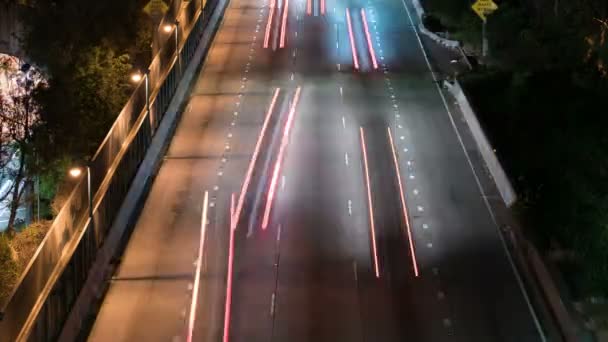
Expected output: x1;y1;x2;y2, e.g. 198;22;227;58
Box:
232;88;281;230
346;9;360;70
361;9;378;70
187;191;209;342
360;127;380;278
387;127;419;277
262;86;302;229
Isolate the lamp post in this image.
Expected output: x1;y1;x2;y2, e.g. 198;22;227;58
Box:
175;20;181;72
69;165;93;225
131;69;153;131
163;20;181;72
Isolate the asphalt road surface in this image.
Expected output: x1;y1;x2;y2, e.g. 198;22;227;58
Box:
87;0;545;340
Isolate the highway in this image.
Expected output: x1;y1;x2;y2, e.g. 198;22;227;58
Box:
87;0;545;340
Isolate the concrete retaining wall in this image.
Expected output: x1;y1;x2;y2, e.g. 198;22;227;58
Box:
444;80;517;206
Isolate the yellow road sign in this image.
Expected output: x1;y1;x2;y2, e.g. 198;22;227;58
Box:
472;0;498;22
144;0;169;18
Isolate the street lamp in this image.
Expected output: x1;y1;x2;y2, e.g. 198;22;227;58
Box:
69;165;93;226
131;71;143;83
164;20;181;72
129;69;153;130
69;168;82;178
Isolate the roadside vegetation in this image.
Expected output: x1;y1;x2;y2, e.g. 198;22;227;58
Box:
0;0;156;306
423;0;608;297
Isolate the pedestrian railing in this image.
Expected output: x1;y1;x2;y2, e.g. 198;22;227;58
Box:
0;0;219;340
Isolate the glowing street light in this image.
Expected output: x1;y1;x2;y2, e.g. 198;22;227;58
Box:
68;165;93;226
131;71;143;83
164;20;181;71
69;167;83;178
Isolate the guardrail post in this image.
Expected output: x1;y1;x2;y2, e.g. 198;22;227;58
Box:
176;20;182;75
145;70;155;134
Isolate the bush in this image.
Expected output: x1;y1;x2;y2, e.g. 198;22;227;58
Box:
422;14;446;33
0;222;52;306
462;70;608;296
11;221;51;270
0;235;18;306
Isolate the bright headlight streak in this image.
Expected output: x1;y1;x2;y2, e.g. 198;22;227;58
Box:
387;127;419;277
346;9;360;70
361;9;378;69
187;191;209;342
261;87;302;229
222;193;236;342
232;88;281;231
280;0;289;48
360;128;380;278
264;0;276;48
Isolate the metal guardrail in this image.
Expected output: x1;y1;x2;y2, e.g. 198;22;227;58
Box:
0;0;219;340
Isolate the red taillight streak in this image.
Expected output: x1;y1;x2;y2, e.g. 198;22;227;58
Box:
360;128;380;278
232;88;281;231
264;0;276;48
222;193;236;342
187;191;209;342
306;0;312;15
387;127;419;277
230;192;235;225
346;9;360;70
360;9;378;69
261;87;302;229
279;0;289;48
320;0;325;15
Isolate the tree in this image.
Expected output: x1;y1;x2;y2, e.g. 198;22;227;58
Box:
36;44;132;159
0;65;43;234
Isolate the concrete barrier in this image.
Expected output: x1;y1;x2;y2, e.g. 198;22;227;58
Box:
444;80;517;206
411;0;461;50
56;0;229;340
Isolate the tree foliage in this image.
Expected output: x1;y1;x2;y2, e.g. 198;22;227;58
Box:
21;0;151;160
422;0;608;295
0;65;44;234
424;0;608;295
